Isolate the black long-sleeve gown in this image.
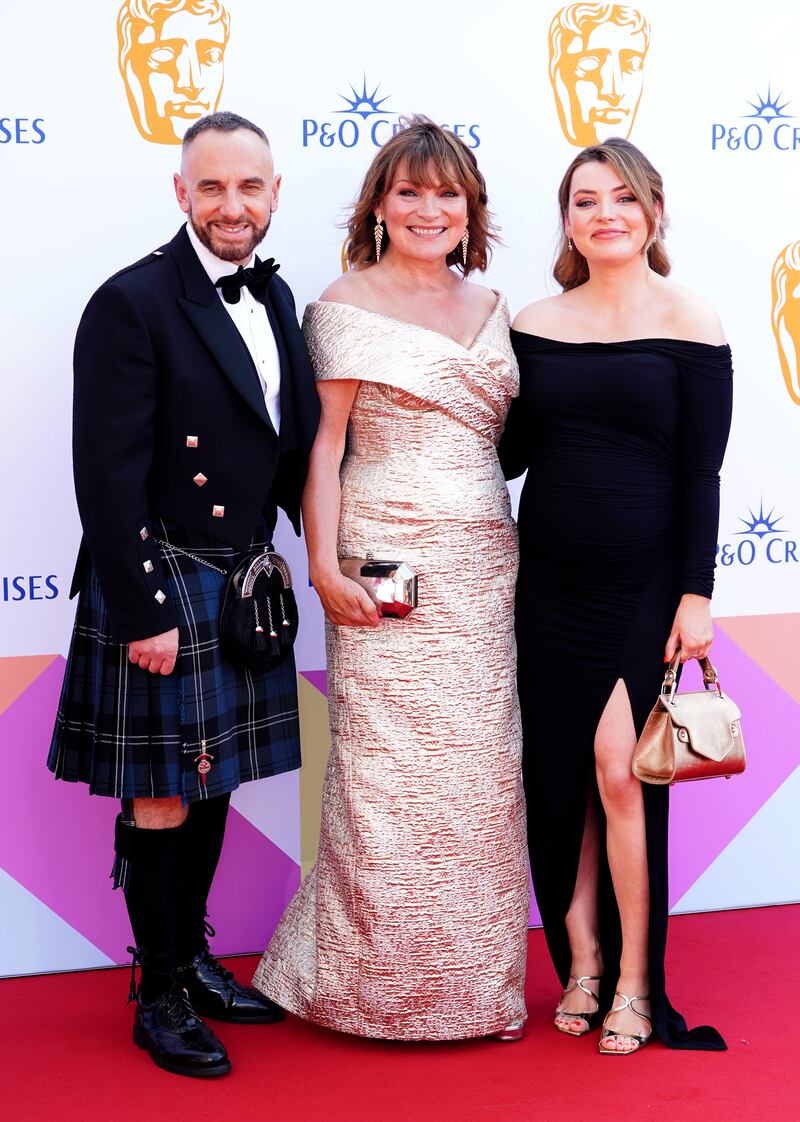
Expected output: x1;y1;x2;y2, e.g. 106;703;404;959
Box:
499;333;733;1050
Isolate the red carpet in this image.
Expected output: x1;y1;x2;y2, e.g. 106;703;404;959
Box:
2;906;797;1122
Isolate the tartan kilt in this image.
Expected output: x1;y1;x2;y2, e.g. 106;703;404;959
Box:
47;528;301;803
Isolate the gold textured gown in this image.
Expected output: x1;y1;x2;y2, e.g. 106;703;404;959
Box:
253;294;529;1040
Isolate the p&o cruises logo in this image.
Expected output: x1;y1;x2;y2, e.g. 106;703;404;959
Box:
717;500;798;569
1;574;59;602
711;86;799;152
0;118;45;145
302;75;481;150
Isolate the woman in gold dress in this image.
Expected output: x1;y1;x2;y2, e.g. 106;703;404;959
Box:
253;117;529;1041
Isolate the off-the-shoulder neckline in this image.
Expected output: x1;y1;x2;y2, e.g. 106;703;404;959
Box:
307;290;505;352
510;330;730;351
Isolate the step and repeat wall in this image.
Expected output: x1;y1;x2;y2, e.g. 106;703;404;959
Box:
1;0;799;976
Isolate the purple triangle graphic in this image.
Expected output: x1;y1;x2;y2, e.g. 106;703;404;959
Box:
207;806;300;957
0;658;299;964
667;627;800;907
299;669;327;696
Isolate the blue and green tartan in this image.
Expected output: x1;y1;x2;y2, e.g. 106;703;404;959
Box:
47;527;301;803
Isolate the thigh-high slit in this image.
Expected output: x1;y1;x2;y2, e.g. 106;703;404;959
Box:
518;549;725;1049
503;332;733;1051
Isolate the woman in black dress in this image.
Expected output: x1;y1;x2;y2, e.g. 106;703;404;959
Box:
500;138;732;1054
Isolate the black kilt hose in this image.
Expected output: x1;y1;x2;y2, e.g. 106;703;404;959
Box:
48;525;301;803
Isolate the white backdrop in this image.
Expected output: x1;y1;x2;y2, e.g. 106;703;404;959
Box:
1;0;798;976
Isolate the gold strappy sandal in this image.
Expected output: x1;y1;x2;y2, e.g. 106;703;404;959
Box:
554;974;602;1036
599;992;652;1055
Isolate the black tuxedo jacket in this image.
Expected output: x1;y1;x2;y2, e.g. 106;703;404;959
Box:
70;225;320;643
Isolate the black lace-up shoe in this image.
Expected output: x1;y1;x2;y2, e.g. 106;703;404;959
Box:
133;984;231;1077
177;946;285;1024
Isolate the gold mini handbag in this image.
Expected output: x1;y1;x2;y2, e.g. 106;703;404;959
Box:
632;652;746;785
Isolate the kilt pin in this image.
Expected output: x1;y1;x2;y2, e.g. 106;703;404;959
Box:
47;220;319;1078
49;526;301;803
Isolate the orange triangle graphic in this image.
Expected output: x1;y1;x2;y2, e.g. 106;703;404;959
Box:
716;614;800;705
0;654;60;716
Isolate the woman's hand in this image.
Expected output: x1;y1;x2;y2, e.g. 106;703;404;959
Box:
313;565;381;628
664;594;714;663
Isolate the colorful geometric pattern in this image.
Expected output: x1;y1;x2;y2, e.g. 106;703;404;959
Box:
671;616;800;911
2;0;800;979
0;656;303;976
1;612;798;976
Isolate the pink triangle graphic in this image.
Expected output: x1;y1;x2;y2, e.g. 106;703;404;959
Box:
208;807;300;957
0;654;59;715
667;626;800;907
0;658;299;964
716;613;800;704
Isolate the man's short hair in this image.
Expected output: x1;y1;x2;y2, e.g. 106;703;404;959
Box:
182;111;270;150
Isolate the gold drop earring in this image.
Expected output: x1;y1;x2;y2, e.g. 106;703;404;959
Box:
374;214;385;263
460;227;469;267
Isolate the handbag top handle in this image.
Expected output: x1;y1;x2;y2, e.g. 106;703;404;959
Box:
661;650;723;705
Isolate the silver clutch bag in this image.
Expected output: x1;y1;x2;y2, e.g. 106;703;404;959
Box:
632;652;746;785
340;554;418;619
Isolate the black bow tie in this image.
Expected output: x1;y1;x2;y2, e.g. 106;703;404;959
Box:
215;258;280;304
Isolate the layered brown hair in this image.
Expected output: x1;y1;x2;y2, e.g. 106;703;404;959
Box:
554;137;670;291
345;115;499;276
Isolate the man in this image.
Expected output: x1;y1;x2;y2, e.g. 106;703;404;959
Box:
117;0;230;144
547;3;650;147
48;111;319;1078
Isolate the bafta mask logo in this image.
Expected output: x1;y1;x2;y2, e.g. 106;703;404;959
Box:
772;241;800;406
117;0;230;144
548;4;651;147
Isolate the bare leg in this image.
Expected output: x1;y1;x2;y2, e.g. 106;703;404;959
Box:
594;678;651;1052
554;797;603;1032
132;796;188;829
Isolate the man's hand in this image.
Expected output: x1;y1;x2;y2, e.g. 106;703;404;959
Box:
128;628;180;676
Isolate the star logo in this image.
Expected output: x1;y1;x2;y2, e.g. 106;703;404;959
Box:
736;500;787;538
335;76;393;119
742;86;793;124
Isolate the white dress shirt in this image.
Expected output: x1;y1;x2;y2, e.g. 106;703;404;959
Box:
186;221;281;433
